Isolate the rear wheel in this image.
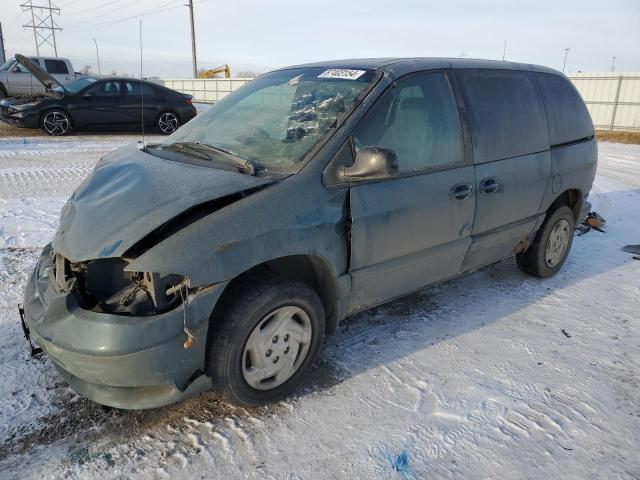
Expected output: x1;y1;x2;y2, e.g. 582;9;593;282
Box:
41;109;71;136
517;205;575;277
157;111;179;134
207;277;325;406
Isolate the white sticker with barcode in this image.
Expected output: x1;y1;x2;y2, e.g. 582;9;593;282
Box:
318;69;366;80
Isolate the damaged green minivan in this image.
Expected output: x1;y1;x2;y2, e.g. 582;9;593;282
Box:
21;58;596;408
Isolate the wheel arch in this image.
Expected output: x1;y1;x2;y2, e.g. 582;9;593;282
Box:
210;254;342;335
549;188;583;222
40;107;74;128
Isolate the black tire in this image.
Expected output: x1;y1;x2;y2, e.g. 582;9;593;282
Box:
517;205;575;278
0;83;7;99
156;111;180;134
206;276;325;406
40;109;72;136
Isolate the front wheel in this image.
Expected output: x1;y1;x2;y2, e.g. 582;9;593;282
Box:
41;109;71;136
206;277;325;406
517;205;575;278
157;111;180;134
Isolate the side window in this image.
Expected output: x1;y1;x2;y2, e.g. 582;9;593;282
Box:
44;59;70;75
353;72;462;173
123;81;157;96
13;61;29;73
457;70;548;163
534;73;593;145
87;81;121;96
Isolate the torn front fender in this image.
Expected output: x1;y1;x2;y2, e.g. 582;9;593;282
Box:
125;171;350;288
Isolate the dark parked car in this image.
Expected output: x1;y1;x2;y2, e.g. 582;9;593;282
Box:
1;55;196;135
21;58;596;409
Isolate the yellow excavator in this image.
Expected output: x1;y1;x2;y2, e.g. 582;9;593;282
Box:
198;64;231;79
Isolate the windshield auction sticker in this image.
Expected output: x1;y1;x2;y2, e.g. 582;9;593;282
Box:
318;69;366;80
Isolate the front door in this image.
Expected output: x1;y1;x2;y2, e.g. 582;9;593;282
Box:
8;58;44;95
72;80;126;127
347;71;475;312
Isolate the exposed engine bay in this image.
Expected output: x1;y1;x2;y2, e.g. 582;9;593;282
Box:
50;250;187;316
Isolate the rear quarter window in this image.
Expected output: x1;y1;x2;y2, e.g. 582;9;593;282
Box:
456;69;549;163
533;73;593;146
44;59;69;75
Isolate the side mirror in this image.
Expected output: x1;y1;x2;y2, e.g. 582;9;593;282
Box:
82;92;92;101
339;146;399;182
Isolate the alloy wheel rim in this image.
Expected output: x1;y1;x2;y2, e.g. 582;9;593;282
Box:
158;113;178;133
242;305;313;390
545;218;571;267
43;112;69;135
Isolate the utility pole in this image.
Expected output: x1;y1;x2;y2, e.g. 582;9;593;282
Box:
0;22;6;64
610;56;617;72
93;38;101;76
187;0;198;79
562;48;570;73
502;40;507;61
21;0;61;56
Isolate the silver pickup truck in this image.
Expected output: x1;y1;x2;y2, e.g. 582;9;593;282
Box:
0;56;78;98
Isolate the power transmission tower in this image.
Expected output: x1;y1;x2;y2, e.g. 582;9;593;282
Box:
187;0;198;79
21;0;61;56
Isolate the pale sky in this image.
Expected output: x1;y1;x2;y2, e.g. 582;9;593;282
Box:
1;0;639;78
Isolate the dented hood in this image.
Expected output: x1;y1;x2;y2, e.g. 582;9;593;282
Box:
53;144;272;262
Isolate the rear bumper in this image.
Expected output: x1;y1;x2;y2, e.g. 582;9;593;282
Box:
22;244;226;409
181;107;197;124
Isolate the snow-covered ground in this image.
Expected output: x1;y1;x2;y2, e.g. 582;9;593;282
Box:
0;136;638;479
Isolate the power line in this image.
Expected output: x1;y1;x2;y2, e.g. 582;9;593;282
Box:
63;0;184;31
63;0;151;29
21;0;62;56
64;0;130;16
56;0;83;8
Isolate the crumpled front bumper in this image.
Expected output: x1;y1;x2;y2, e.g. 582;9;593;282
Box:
0;107;39;129
22;244;226;409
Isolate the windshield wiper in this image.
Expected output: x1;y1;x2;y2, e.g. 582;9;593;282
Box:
163;142;255;175
159;142;212;162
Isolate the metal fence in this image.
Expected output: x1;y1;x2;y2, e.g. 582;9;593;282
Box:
568;72;640;131
160;78;252;104
162;72;640;132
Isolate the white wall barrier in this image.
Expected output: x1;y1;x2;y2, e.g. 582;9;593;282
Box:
162;72;640;131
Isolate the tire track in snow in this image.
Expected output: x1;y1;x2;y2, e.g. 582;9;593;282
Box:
0;167;93;198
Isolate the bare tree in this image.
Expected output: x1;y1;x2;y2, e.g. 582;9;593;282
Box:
236;70;259;78
80;65;93;75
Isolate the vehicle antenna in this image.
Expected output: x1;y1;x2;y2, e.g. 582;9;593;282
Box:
139;19;145;148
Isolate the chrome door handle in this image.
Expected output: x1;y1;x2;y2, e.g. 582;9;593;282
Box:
479;178;499;194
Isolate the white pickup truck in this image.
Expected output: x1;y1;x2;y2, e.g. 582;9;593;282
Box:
0;56;78;98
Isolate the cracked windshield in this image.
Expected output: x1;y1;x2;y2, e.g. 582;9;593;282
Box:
159;67;377;172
